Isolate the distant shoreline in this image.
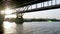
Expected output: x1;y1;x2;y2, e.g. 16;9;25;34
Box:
4;18;60;22
24;19;60;22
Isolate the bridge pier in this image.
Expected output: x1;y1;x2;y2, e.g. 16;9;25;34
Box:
15;13;24;24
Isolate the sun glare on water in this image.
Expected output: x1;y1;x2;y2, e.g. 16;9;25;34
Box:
3;21;16;33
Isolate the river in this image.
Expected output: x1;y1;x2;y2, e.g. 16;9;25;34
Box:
3;21;60;34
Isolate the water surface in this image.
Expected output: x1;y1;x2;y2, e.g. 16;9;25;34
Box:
3;21;60;34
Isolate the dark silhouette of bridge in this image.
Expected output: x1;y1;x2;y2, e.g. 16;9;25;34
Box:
10;0;60;24
0;0;60;23
11;0;60;13
0;0;60;34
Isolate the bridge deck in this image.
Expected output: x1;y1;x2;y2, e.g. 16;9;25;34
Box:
11;0;50;8
16;4;60;13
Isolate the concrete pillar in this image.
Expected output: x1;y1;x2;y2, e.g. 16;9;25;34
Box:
15;13;24;24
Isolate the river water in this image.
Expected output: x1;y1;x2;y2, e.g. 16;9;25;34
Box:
3;21;60;34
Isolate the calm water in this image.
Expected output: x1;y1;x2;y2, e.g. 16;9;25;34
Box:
3;21;60;34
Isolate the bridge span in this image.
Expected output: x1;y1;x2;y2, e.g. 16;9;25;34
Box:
12;0;60;13
10;0;60;24
0;0;60;24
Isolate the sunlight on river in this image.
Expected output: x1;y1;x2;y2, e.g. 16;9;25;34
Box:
2;21;60;34
3;21;16;34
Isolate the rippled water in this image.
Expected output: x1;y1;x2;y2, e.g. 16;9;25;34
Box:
3;21;60;34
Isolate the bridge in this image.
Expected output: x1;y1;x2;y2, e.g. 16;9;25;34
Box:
0;0;59;33
0;0;60;24
12;0;59;13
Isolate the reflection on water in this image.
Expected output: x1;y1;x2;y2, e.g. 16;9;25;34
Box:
3;21;60;34
3;21;16;34
16;24;23;34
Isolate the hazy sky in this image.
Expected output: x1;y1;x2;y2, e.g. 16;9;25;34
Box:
23;0;60;19
23;9;60;19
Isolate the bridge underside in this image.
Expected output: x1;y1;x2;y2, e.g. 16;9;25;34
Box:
0;0;50;10
13;0;60;13
10;0;50;8
19;4;60;13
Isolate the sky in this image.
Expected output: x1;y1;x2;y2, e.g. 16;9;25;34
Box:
23;8;60;19
23;0;60;19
